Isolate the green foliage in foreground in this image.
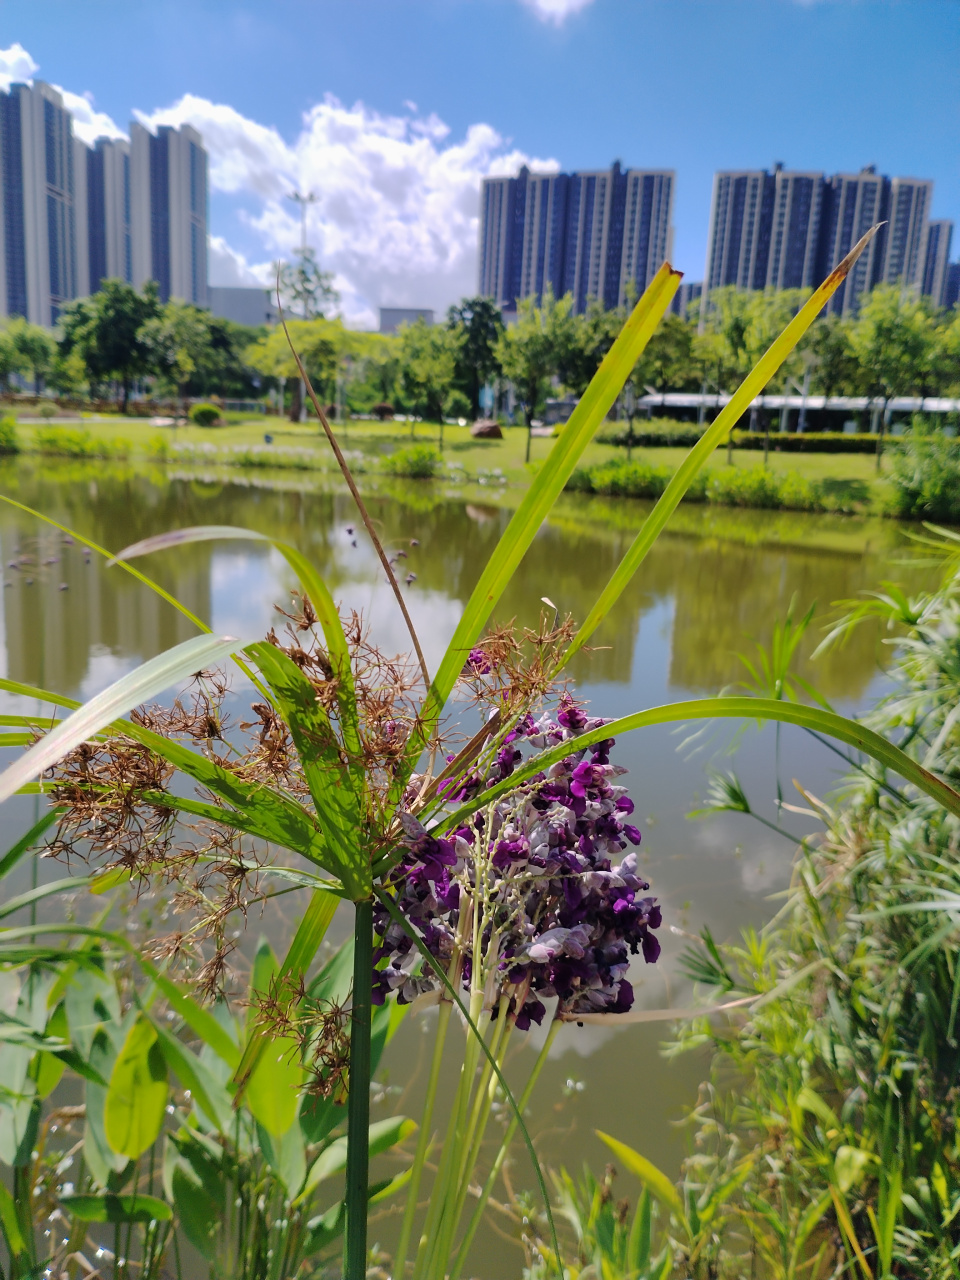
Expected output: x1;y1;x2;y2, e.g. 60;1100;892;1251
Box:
0;415;20;454
33;426;131;459
568;458;833;512
886;419;960;521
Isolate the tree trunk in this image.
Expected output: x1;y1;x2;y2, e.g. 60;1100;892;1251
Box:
121;378;130;414
288;377;301;423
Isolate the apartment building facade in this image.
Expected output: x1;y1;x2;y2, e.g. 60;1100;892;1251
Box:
479;161;674;314
0;79;208;324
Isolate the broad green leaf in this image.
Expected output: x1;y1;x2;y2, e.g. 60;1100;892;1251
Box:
797;1084;839;1129
153;1024;233;1132
596;1131;683;1218
0;1093;39;1167
60;1193;172;1223
233;888;339;1098
169;1149;222;1260
257;1118;307;1196
564;227;879;663
296;1116;417;1203
104;1015;169;1159
439;697;960;829
242;941;304;1136
248;642;368;897
411;263;681;765
835;1145;875;1194
0;1180;28;1264
0;634;240;804
33;1002;69;1098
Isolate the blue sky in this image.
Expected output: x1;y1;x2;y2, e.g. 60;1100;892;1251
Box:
0;0;956;324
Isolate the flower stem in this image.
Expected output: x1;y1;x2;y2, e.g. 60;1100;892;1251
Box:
451;1015;561;1277
392;997;452;1280
344;898;373;1280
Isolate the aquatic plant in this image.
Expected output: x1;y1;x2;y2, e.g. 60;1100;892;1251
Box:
3;229;955;1280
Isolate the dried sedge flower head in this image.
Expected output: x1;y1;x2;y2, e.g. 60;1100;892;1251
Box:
246;971;351;1100
373;694;661;1028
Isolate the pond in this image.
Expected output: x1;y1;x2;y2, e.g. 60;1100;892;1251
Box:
0;458;925;1276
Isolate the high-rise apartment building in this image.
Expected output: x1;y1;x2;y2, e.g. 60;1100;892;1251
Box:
130;122;208;307
705;163;947;316
922;220;953;308
479;161;674;314
0;80;87;325
818;167;889;315
86;137;132;290
0;82;208;324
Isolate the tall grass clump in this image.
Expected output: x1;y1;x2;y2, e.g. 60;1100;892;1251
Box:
33;426;131;459
569;457;825;511
381;443;442;478
0;414;20;454
0;229;939;1280
885;418;960;522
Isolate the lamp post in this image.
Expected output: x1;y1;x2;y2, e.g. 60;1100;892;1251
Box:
286;191;318;422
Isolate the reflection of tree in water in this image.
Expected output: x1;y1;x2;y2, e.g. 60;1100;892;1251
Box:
0;462;924;707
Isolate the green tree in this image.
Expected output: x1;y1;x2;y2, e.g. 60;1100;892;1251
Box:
8;319;56;394
446;296;503;418
0;325;28;393
496;290;574;462
246;317;345;421
804;313;862;400
398;319;461;424
630;312;695;394
58;280;161;411
277;247;339;320
849;283;935;466
140;302;215;408
558;299;620;396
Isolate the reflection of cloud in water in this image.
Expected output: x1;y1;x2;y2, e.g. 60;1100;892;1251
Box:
210;547;289;640
691;816;800;894
78;647;141;701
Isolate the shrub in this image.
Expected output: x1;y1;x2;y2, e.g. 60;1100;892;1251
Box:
381;444;442;479
566;458;825;511
371;402;394;421
0;415;20;455
886;423;960;521
33;427;129;459
598;421;703;449
444;389;472;421
189;402;221;427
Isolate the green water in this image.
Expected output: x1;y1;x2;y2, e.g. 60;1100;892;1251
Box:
0;459;927;1276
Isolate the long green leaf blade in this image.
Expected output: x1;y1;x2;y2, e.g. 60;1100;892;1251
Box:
413;263;681;751
0;634;240;804
564;226;879;661
438;696;960;828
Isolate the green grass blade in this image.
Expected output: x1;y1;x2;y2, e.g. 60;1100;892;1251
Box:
0;494;212;635
373;886;563;1278
111;525;362;754
0;807;63;881
564;226;880;662
406;263;681;768
247;641;367;897
0;634;241;804
0;678;79;710
437;695;960;828
596;1131;684;1218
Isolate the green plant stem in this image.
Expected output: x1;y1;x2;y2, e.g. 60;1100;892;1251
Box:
448;1002;513;1241
413;990;486;1280
344;898;373;1280
393;998;453;1280
452;1015;561;1277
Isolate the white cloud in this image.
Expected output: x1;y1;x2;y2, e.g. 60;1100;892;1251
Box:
0;42;39;87
140;93;556;326
58;89;125;145
520;0;597;24
0;42;124;144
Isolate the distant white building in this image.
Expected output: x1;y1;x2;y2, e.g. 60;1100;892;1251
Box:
379;307;434;334
130;121;208;307
209;286;277;327
86;137;132;289
0;80;87;325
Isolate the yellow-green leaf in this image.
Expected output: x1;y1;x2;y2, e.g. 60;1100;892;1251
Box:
596;1130;683;1217
104;1016;168;1159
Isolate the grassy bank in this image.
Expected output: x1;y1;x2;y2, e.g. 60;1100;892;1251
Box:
4;411;894;513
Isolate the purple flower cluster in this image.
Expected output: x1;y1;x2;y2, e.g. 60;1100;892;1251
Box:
372;696;662;1027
